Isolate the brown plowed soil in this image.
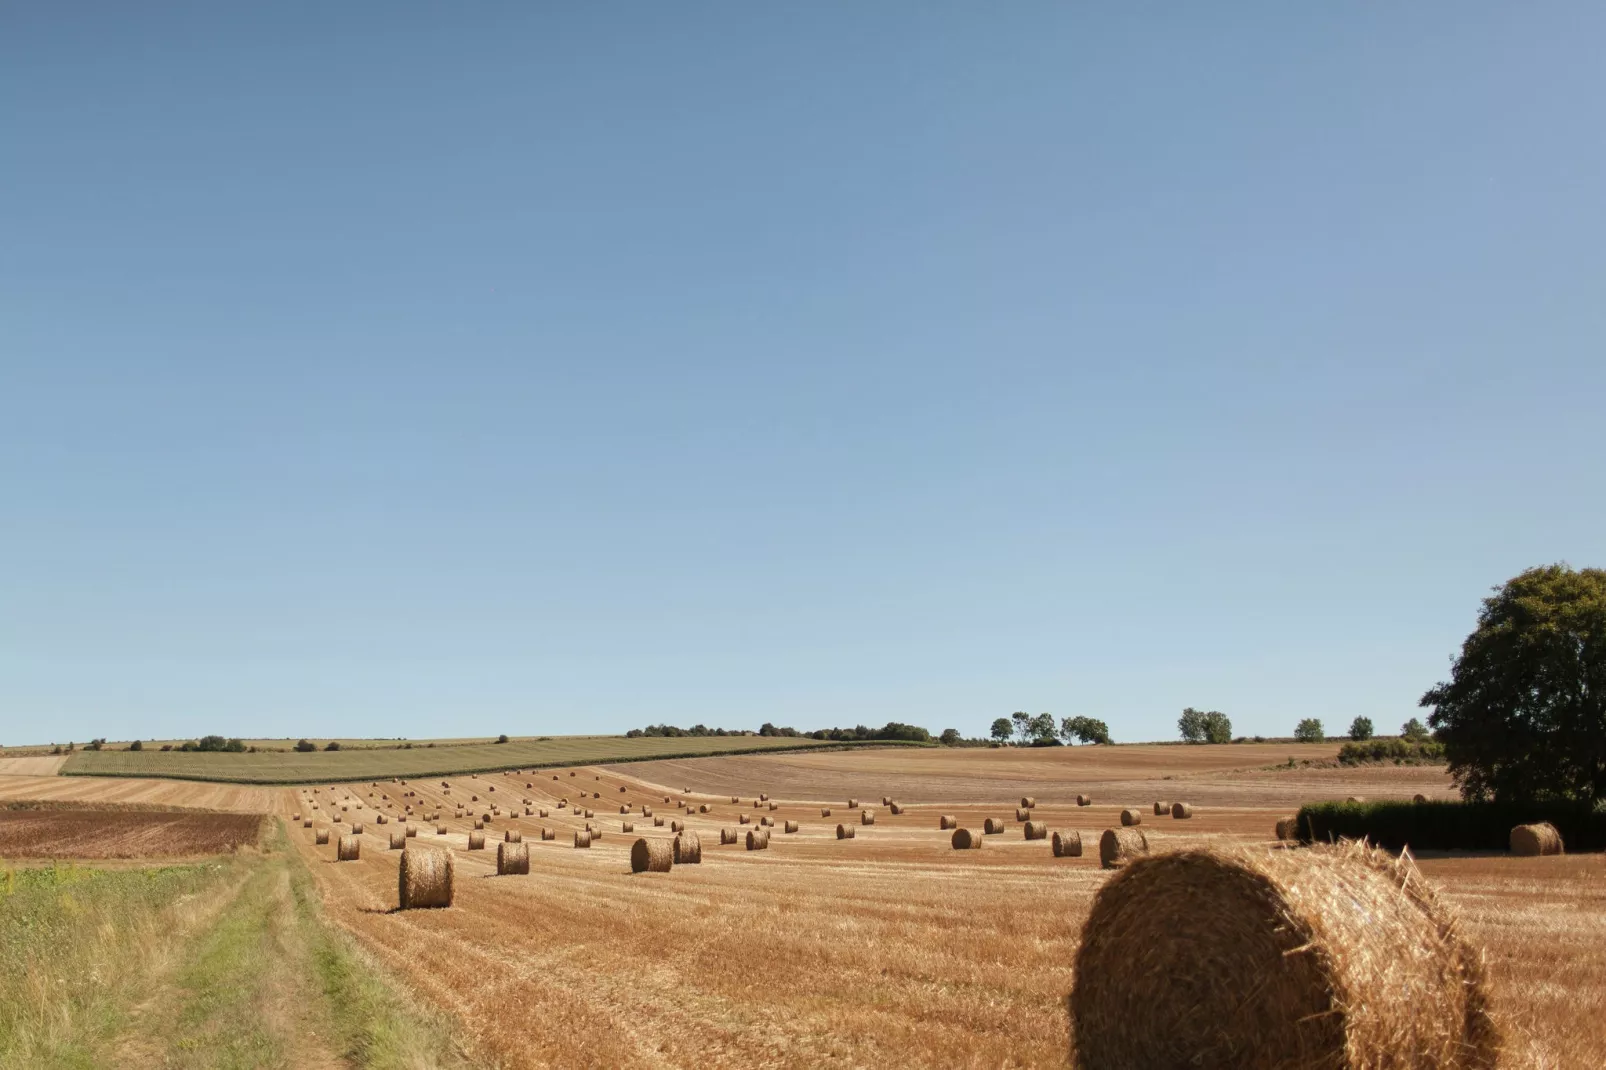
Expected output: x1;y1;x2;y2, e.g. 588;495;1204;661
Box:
0;808;265;858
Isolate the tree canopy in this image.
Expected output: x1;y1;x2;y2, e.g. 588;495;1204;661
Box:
1179;707;1230;744
1293;718;1324;743
1348;717;1373;742
1422;564;1606;803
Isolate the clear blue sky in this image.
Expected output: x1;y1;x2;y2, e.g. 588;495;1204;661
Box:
4;6;1603;746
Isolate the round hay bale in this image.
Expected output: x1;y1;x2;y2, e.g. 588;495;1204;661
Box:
592;792;600;800
951;828;981;850
1015;807;1031;822
620;805;630;814
641;806;653;817
473;820;484;830
836;823;855;839
861;810;876;826
671;820;685;833
1070;843;1498;1069
619;785;627;792
436;823;447;835
573;830;592;848
673;831;701;864
504;828;522;843
1077;794;1093;806
589;825;603;840
751;799;761;808
292;811;301;821
768;801;777;810
302;818;313;829
939;815;957;830
1153;801;1170;816
1099;827;1148;869
1275;816;1300;842
538;808;548;817
631;837;673;873
1120;808;1143;827
759;816;772;827
350;822;364;834
583;809;594;819
1171;802;1193;819
746;828;770;850
882;795;892;806
470;795;478;802
467;831;486;850
541;827;555;840
622;822;634;833
397;846;454;909
1020;796;1037;808
337;834;360;861
1052;830;1082;857
496;841;530;875
315;828;330;845
1510;823;1563;856
983;817;1005;835
889;803;903;815
1023;820;1047;840
730;795;740;804
784;820;799;833
847;798;859;809
739;814;750;825
760;793;769;801
1414;794;1429;804
698;804;711;814
720;827;738;845
389;831;406;850
376;814;388;825
820;808;832;817
572;807;582;815
653;816;665;827
569;770;576;776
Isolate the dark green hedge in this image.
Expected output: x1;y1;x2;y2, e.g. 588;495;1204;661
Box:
1295;799;1606;853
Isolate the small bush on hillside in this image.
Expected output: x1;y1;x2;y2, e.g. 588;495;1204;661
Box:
1338;738;1444;765
1349;717;1374;742
294;739;317;753
1293;718;1325;743
496;734;509;744
324;741;341;752
128;739;143;751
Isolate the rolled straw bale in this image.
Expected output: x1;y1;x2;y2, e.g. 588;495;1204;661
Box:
584;809;594;819
821;808;832;817
720;828;738;845
588;825;603;840
496;841;530;875
1070;843;1498;1069
889;803;904;815
541;827;555;840
468;831;486;850
1171;802;1193;819
1153;801;1170;816
861;809;876;825
337;834;360;861
436;824;447;835
739;814;750;824
784;820;799;833
642;806;653;817
315;828;330;845
752;799;761;808
1023;820;1047;840
351;822;364;834
573;830;592;848
473;820;484;830
622;822;634;833
504;828;522;843
983;817;1005;835
572;808;582;815
1414;794;1429;804
1275;816;1300;842
592;792;600;800
1077;794;1093;806
760;793;769;801
1052;830;1082;857
768;801;778;810
1346;796;1365;803
654;817;665;827
673;831;701;864
746;828;770;850
1021;796;1037;808
951;828;981;849
731;795;740;804
397;846;454;909
303;818;313;828
939;815;957;830
470;795;478;802
1509;823;1563;856
699;804;711;813
620;785;627;792
524;807;533;816
570;770;576;776
882;796;892;806
376;814;388;824
1120;809;1143;827
1016;808;1031;822
389;831;406;850
620;805;630;814
1098;827;1148;869
539;808;548;817
759;816;772;827
631;837;673;873
671;820;685;833
836;824;855;839
847;798;859;809
292;812;301;821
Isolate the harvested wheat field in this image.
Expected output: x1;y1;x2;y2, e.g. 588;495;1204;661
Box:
0;806;264;859
274;745;1606;1069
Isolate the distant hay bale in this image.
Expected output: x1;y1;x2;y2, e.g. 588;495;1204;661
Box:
882;796;892;806
720;828;738;845
620;805;630;814
584;809;594;819
1120;809;1142;827
1414;794;1429;804
303;818;313;829
641;806;653;817
673;831;701;864
538;808;548;817
468;831;486;850
524;807;533;816
1023;820;1047;840
1153;801;1170;816
760;793;768;801
570;770;576;776
572;808;581;815
292;811;301;821
751;799;761;808
698;804;711;813
671;820;685;833
470;795;478;802
739;814;751;824
768;801;777;810
951;828;981;850
504;828;522;843
1510;823;1563;856
588;825;603;841
592;792;600;799
496;841;530;875
983;817;1005;835
436;823;447;835
1099;827;1148;869
1020;796;1036;808
784;820;798;833
573;830;592;848
861;810;876;825
541;827;555;840
337;834;360;861
821;808;832;817
376;814;388;825
746;828;770;850
1346;796;1365;803
1077;794;1092;806
731;795;740;804
351;822;364;834
939;815;957;830
847;797;858;809
622;822;634;832
1275;816;1300;842
759;816;772;827
315;828;330;845
836;824;855;839
653;817;665;826
631;837;673;873
619;785;627;792
397;846;454;909
473;820;484;830
1171;802;1193;819
889;803;903;815
389;831;406;850
1052;830;1082;857
1070;843;1499;1069
1016;808;1031;822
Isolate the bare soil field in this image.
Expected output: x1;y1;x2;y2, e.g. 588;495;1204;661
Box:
269;746;1604;1069
0;808;264;859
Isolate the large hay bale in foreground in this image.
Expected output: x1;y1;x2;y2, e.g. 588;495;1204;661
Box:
632;837;673;873
1171;802;1193;819
1120;808;1142;827
315;828;330;845
497;841;530;875
467;831;485;850
952;828;981;850
1510;823;1563;856
983;817;1005;835
398;846;454;909
1023;820;1047;840
939;815;957;830
1099;827;1148;869
337;834;360;861
389;831;406;850
1070;844;1498;1070
836;824;855;839
673;831;701;864
1052;830;1081;857
746;828;770;850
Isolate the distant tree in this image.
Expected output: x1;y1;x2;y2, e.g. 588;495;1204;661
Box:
1294;718;1325;743
1011;711;1032;744
758;723;779;737
496;734;510;744
1060;716;1111;745
990;718;1014;743
1202;711;1232;744
1178;708;1207;743
196;735;227;753
625;728;643;738
1348;717;1374;742
223;738;246;753
324;741;341;751
939;728;962;746
294;739;317;753
1422;564;1606;803
159;744;173;752
1027;713;1058;745
127;739;143;752
1400;717;1430;743
86;738;106;751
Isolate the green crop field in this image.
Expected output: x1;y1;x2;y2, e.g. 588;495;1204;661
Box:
60;734;914;784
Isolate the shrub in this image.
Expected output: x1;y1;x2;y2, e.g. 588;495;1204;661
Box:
1338;738;1445;765
294;739;317;753
86;738;106;751
128;739;143;751
159;744;172;752
1401;717;1430;743
1296;798;1606;853
223;738;246;753
324;741;341;752
1348;717;1374;742
1293;718;1324;743
496;734;509;744
197;735;228;752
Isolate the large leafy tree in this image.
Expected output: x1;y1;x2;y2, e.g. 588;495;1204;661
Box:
990;718;1014;743
1421;564;1606;803
1177;708;1207;743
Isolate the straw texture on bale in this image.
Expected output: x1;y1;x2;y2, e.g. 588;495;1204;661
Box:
504;828;522;843
1099;827;1148;869
1509;822;1563;856
889;803;903;815
1020;796;1036;808
653;817;665;826
1171;802;1193;819
376;814;387;824
436;823;447;835
673;831;701;864
1023;820;1047;840
836;824;855;839
1120;808;1142;827
468;831;485;850
397;846;454;909
1153;801;1170;816
983;817;1005;835
784;820;799;833
768;801;777;810
350;822;364;834
1077;794;1092;806
951;828;981;850
1016;808;1031;822
720;828;738;845
1070;843;1498;1070
939;815;957;829
1052;830;1082;857
631;837;673;873
315;829;330;845
337;834;360;861
671;820;685;833
1346;796;1365;803
861;810;876;825
573;830;592;848
746;828;770;850
847;798;858;808
759;816;772;827
739;814;750;824
699;804;711;813
303;818;313;828
622;822;634;832
496;841;530;875
820;808;832;817
1275;816;1300;842
390;831;406;849
541;827;555;840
